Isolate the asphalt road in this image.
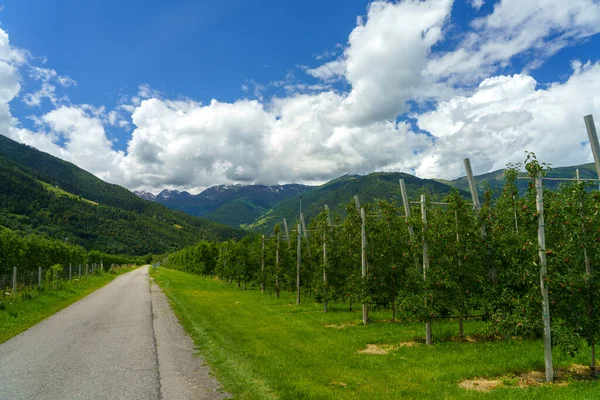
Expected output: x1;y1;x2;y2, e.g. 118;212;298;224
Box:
0;266;229;400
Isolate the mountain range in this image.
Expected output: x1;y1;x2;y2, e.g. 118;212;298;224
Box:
136;161;599;233
134;184;312;228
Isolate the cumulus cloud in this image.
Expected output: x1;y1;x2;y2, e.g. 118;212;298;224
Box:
416;61;600;178
3;0;600;194
427;0;600;84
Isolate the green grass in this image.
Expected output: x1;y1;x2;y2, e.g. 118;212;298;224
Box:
152;268;600;399
0;266;136;344
39;180;99;205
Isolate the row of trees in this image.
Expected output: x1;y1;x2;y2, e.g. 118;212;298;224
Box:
0;227;145;278
164;156;600;372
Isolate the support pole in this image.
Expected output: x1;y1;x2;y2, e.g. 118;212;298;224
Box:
69;263;72;281
323;231;328;313
296;224;301;305
400;179;419;269
12;266;17;293
584;115;600;185
261;235;265;294
275;232;280;299
577;169;595;371
300;213;311;257
535;172;554;382
421;195;432;345
38;266;42;287
361;207;368;325
283;219;291;249
324;204;332;226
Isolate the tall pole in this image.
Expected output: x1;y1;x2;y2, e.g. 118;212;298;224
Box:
535;172;553;382
361;207;368;325
577;169;595;370
296;224;301;305
584;115;600;186
400;179;419;269
275;232;280;299
283;219;291;249
300;213;311;258
260;235;265;294
324;204;332;226
421;195;432;345
323;231;328;312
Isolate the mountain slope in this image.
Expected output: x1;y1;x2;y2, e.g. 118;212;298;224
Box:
248;172;468;234
0;135;245;255
448;163;598;195
145;184;312;228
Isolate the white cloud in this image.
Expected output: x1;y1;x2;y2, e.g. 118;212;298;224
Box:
416;61;600;178
427;0;600;84
3;0;600;194
23;83;56;106
57;75;76;87
468;0;484;10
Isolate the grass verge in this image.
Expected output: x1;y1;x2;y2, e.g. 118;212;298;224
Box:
0;266;137;344
152;268;599;399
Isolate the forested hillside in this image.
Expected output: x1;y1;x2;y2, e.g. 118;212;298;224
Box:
248;172;467;234
0;135;245;255
445;162;598;195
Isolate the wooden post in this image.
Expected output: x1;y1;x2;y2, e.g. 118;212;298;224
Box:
421;195;432;345
12;266;17;293
69;263;72;281
283;219;291;249
323;204;332;312
464;158;485;235
577;169;595;371
400;179;419;269
300;213;311;257
512;195;519;233
261;235;265;294
584;115;600;186
323;231;328;312
38;266;42;287
576;170;591;274
324;204;333;226
275;232;280;299
361;207;368;325
296;224;301;305
535;172;553;382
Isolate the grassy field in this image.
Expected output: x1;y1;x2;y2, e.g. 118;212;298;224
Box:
152;268;599;399
0;266;136;344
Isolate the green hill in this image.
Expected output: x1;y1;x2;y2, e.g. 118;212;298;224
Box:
447;163;598;195
247;172;468;234
0;135;245;255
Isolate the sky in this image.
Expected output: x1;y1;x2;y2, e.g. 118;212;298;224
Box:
1;0;600;194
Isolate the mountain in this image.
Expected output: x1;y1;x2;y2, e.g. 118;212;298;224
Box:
156;189;192;201
0;135;245;255
142;184;312;228
133;190;156;201
247;172;468;234
446;163;598;195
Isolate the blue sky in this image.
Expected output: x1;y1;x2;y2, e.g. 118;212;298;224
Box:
5;0;370;142
2;0;600;192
